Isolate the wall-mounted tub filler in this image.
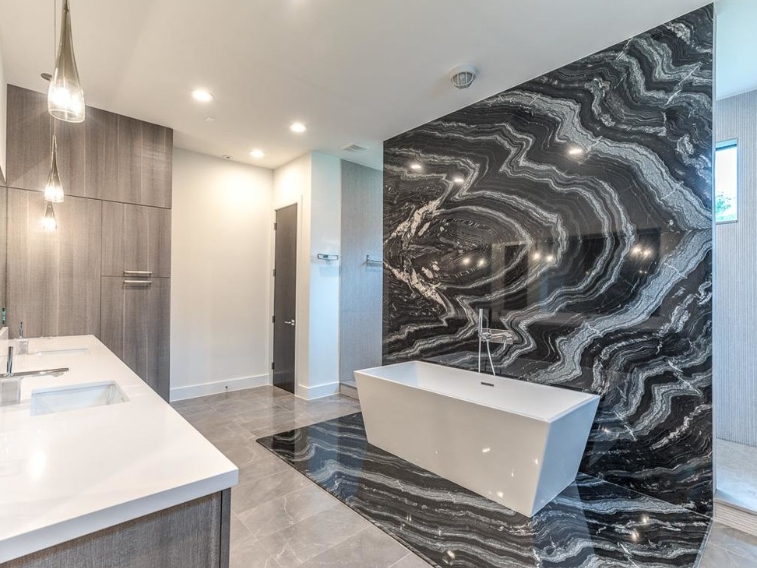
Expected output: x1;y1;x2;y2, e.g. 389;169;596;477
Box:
477;309;515;376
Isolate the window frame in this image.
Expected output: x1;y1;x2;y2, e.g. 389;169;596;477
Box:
715;139;739;225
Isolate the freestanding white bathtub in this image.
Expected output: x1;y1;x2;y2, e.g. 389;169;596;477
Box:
355;361;600;517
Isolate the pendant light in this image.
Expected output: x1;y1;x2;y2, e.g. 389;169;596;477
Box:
42;202;58;232
48;0;85;123
44;134;65;203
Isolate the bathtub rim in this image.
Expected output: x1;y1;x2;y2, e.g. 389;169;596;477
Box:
355;360;600;424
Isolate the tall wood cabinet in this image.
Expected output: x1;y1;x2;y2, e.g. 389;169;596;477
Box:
6;189;102;338
3;85;173;400
102;202;171;277
101;277;170;400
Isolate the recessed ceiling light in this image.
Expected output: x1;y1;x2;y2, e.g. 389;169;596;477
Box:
192;89;214;103
410;163;423;171
290;122;307;133
222;154;233;160
250;149;265;159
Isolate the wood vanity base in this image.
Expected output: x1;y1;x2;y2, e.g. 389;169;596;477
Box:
4;490;230;568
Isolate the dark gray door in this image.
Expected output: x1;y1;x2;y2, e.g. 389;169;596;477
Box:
273;205;297;393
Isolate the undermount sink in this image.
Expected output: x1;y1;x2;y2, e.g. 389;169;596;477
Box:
31;381;128;416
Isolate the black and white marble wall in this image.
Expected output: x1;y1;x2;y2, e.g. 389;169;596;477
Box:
383;6;713;514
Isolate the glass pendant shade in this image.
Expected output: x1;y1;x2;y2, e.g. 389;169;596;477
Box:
42;202;58;232
48;0;85;123
44;135;65;203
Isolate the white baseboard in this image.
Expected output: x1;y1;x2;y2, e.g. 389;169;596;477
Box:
170;374;270;402
296;381;340;400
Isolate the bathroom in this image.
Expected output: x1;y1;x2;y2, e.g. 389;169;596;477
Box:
0;1;755;567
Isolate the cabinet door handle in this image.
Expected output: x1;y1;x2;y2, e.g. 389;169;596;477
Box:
123;270;153;276
284;319;296;326
123;280;152;286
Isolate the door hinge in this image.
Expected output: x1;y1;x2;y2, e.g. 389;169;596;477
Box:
271;361;275;370
272;268;276;277
271;315;275;323
274;222;278;231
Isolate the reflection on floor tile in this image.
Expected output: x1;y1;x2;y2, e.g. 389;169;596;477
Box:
699;542;757;568
706;523;757;564
174;387;757;568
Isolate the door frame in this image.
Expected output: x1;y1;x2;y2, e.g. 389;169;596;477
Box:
270;199;302;397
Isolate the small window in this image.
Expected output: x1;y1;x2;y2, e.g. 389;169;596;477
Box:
715;141;738;224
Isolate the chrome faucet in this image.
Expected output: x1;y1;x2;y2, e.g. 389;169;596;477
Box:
6;345;13;375
1;345;69;406
477;309;515;377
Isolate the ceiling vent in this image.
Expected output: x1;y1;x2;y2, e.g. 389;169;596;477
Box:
341;143;368;152
450;65;478;89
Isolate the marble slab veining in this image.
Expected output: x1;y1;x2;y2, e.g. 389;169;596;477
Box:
382;6;713;514
258;413;711;568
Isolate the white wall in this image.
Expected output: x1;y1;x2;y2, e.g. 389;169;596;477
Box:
307;153;341;398
272;152;342;399
171;148;274;401
0;33;7;183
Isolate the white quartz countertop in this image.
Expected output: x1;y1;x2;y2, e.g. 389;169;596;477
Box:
0;335;238;563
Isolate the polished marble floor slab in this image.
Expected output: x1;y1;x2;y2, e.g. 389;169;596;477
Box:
173;387;757;568
258;412;711;568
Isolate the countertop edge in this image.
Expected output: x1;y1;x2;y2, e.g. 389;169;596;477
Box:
0;469;239;563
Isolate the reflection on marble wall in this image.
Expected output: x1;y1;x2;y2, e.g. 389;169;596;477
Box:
383;6;713;514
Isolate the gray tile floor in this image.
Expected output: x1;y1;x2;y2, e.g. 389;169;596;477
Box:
717;438;757;513
173;387;757;568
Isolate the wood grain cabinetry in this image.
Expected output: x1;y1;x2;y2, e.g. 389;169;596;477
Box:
6;189;102;338
102;201;171;277
140;122;173;208
6;86;172;208
4;85;173;400
85;106;119;200
100;277;170;400
6;85;52;193
5;490;230;568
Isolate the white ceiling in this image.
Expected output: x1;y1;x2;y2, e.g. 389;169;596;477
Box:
0;0;727;170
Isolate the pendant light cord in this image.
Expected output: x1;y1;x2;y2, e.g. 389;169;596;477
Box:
49;0;56;139
53;0;57;62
